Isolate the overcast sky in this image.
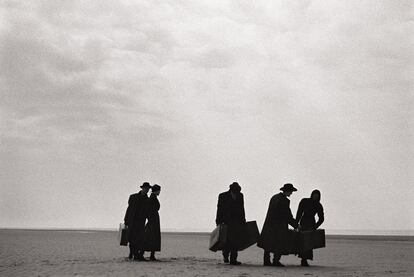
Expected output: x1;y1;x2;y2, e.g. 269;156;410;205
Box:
0;0;413;233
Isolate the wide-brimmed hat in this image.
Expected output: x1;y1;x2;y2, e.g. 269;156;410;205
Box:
140;182;151;189
151;184;161;192
280;183;297;192
229;182;241;192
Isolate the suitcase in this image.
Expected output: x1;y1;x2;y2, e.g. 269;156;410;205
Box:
298;229;325;252
286;229;300;254
209;224;228;252
237;221;260;251
119;223;129;246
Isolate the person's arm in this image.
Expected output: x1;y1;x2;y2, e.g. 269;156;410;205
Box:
315;204;325;229
143;197;150;222
267;195;278;223
281;198;298;229
287;204;298;229
296;199;304;226
241;194;246;223
216;194;224;225
124;195;132;226
146;198;154;221
155;198;160;211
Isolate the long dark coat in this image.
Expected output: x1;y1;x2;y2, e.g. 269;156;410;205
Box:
144;194;161;251
216;191;246;250
124;191;149;248
257;192;298;254
296;198;324;259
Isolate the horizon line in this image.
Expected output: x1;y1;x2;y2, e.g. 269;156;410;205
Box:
1;227;413;237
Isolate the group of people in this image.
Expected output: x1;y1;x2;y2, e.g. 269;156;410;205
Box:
124;181;324;267
216;182;324;267
124;182;162;261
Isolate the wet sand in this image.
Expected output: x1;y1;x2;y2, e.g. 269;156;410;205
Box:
0;229;413;276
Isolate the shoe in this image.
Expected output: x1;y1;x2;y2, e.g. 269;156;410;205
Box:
301;259;310;267
273;261;285;267
223;257;229;263
149;256;157;261
230;260;242;265
128;254;133;260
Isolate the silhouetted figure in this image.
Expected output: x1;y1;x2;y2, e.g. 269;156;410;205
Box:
143;184;162;261
216;182;246;265
124;182;151;261
257;183;299;267
296;189;324;266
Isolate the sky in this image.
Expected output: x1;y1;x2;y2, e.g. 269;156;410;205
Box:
0;0;413;233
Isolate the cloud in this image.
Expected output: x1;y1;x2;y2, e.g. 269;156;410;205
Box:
0;0;412;230
0;1;182;151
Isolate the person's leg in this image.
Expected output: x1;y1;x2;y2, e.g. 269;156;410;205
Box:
272;253;284;267
222;249;230;263
263;251;272;266
150;251;156;261
301;258;309;266
135;223;147;261
134;250;147;261
139;250;146;260
132;245;141;261
229;250;240;265
128;244;135;260
300;250;312;266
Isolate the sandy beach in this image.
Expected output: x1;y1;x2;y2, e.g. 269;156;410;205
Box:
0;230;413;276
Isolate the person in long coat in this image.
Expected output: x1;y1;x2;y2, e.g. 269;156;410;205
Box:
124;182;151;261
143;184;162;261
215;182;246;265
296;189;324;266
257;183;299;267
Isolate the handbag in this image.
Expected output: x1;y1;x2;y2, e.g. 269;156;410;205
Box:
118;223;129;246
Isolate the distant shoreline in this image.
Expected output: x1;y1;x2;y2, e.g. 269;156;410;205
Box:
1;228;413;241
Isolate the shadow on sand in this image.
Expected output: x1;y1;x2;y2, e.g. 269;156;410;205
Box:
225;263;342;271
120;256;344;273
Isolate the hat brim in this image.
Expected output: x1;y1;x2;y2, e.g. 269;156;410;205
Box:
280;187;297;192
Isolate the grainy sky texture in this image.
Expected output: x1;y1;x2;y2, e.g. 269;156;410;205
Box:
0;0;413;232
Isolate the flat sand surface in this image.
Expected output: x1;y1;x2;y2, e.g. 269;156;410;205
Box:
1;230;413;276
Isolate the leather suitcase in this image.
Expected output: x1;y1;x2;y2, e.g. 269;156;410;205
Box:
209;224;228;252
286;229;300;254
237;221;260;251
119;223;129;246
299;229;325;251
